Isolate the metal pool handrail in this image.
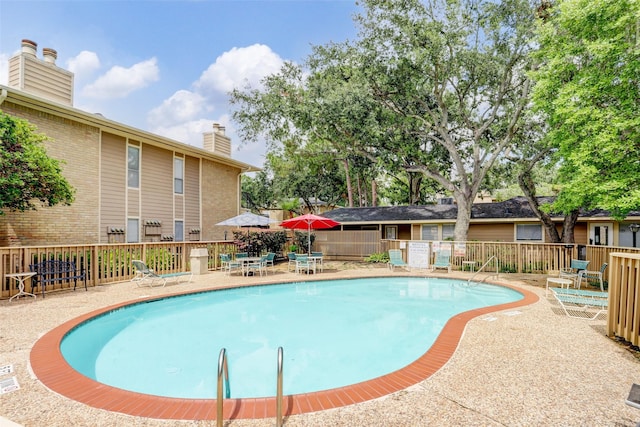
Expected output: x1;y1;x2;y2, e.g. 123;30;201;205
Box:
217;348;230;427
276;346;284;427
468;255;499;284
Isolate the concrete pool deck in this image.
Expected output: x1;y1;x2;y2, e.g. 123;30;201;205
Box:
1;262;639;426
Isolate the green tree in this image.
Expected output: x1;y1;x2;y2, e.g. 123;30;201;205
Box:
349;0;537;240
0;111;74;214
530;0;640;218
241;170;275;212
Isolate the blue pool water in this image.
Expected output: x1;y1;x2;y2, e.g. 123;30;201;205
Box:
61;277;522;399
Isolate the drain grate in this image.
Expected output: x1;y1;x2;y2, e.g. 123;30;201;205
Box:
0;376;20;394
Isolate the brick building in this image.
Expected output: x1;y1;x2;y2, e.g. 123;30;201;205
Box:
0;39;258;247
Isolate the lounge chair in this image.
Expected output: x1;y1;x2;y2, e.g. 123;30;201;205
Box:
559;259;590;286
432;252;451;273
551;287;608;320
578;262;608;291
387;249;408;271
131;260;193;287
551;287;608;299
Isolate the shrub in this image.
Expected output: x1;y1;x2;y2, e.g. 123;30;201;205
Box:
365;252;390;263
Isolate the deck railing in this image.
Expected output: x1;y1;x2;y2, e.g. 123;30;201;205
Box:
1;241;238;299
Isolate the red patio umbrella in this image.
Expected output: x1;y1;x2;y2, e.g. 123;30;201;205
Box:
280;213;340;255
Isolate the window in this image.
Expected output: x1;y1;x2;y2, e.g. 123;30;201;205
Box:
385;226;398;240
174;157;184;194
421;225;438;240
516;224;542;241
127;218;139;243
442;224;455;240
127;146;140;188
175;220;184;242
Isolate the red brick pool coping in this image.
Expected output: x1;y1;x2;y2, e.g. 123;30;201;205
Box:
31;278;537;421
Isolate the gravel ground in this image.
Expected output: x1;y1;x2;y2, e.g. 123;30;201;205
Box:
1;262;639;427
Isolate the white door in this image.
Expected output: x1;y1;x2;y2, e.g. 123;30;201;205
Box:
590;223;613;246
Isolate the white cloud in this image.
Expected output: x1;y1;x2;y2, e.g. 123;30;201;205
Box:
66;50;101;77
147;89;209;128
148;45;282;168
82;57;159;99
151;118;213;147
195;44;284;94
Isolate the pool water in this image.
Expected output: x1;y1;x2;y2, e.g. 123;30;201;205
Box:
61;277;522;399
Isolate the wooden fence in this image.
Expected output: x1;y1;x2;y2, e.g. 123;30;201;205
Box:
3;236;640;300
608;252;640;345
0;241;238;299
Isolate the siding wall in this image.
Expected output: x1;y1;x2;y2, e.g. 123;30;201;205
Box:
185;156;201;236
8;55;73;106
100;132;127;242
468;223;515;242
141;144;173;238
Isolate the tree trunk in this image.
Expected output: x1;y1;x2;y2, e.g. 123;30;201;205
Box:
371;179;377;207
342;159;354;207
453;196;472;241
517;166;580;243
408;172;422;205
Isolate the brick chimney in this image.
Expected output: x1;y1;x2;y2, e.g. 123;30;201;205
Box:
203;123;232;157
7;39;74;106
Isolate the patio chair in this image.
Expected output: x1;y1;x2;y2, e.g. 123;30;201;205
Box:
264;252;276;273
432;252;451;273
387;249;408;271
246;255;268;276
295;255;316;275
132;260;166;287
312;251;324;272
578;262;608;291
220;254;242;276
287;252;297;272
559;259;590;286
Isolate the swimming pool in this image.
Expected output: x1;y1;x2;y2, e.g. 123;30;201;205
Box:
59;277;522;399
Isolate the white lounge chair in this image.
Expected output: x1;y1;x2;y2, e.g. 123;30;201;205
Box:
551;287;608;320
132;260;193;287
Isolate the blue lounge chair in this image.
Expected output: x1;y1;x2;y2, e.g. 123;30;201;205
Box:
432;252;451;273
387;249;408;271
551;287;608;320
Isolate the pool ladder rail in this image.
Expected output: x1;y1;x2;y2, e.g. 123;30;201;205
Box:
216;347;285;427
217;348;230;427
467;255;499;285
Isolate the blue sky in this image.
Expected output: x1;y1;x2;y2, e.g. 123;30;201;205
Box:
0;0;361;168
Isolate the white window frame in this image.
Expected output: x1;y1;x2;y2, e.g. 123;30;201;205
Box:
127;218;139;243
442;224;455;240
175;220;184;242
385;226;398;240
174;157;184;194
516;223;543;241
127;146;140;189
421;225;438;241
